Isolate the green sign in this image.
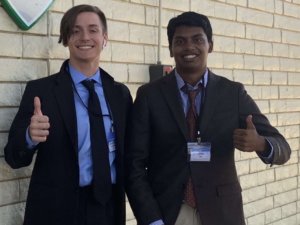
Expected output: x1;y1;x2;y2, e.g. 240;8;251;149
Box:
1;0;54;30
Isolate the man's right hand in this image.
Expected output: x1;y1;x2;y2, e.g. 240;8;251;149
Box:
29;96;50;143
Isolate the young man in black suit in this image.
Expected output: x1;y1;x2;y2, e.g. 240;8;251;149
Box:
5;4;132;225
126;11;290;225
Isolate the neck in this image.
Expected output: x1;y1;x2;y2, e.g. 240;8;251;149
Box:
178;69;206;86
69;58;100;77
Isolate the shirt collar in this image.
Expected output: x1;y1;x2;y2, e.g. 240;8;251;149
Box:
175;68;208;90
68;63;101;85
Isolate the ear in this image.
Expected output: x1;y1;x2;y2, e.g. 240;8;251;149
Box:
103;33;108;48
208;41;213;53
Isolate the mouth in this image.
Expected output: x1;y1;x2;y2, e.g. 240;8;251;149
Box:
182;54;198;62
77;45;93;50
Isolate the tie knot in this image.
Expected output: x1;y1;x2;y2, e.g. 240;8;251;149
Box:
82;79;95;92
182;83;202;102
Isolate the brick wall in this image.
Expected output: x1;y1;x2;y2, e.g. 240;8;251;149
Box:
0;0;299;224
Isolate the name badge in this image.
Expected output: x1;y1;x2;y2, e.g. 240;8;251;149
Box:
187;142;211;162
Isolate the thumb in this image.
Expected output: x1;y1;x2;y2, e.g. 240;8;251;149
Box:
246;115;255;130
33;96;43;116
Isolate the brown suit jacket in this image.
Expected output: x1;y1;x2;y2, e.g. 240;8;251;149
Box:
125;70;290;225
5;60;132;225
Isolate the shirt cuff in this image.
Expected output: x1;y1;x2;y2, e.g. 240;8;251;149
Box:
26;127;39;149
149;219;164;225
257;138;274;163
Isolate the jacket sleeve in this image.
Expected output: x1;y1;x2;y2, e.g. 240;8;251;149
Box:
125;86;163;225
4;81;38;169
237;83;291;165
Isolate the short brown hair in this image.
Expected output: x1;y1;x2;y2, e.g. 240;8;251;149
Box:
58;4;107;46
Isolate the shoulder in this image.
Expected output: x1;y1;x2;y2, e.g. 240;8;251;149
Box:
208;70;244;90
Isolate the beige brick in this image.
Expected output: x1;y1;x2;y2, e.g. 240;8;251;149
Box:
248;0;275;13
272;43;289;57
214;2;236;20
242;185;266;204
0;108;17;131
211;18;245;38
254;71;271;85
0;59;48;81
265;113;277;126
211;69;233;80
50;0;73;12
264;57;280;71
0;203;25;225
282;30;300;45
128;64;150;83
235;160;250;176
255;41;273;56
49;12;63;36
275;0;283;14
280;58;299;72
101;62;129;83
223;53;244;69
24;14;48;35
243;196;273;217
237;7;273;27
101;42;112;62
49;37;69;59
208;52;224;69
250;158;268;173
214;36;234;53
49;59;64;75
277;113;300;126
260;85;279;100
274;189;297;207
279;125;300;138
0;133;8;156
272;215;298;225
108;20;129;42
23;35;49;59
287;138;299;151
0;83;22;107
233;70;253;84
162;0;189;11
284;2;300;18
131;0;158;6
255;100;270;114
159;47;173;65
247;213;265;225
246;25;281;42
275;15;300;32
191;1;215;17
280;86;300;99
0;180;19;205
275;164;298;180
239;151;258;160
0;157;33;181
244;55;264;70
265;207;282;223
235;38;255;54
0;33;22;57
129;24;157;45
282;202;297;218
240;170;274;189
266;177;297;196
0;8;19;32
145;6;158;26
19;178;30;202
145;46;158;64
289;45;300;59
288;72;300;85
226;0;246;7
271;72;288;85
112;43;144;63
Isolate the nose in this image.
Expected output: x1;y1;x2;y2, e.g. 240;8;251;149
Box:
80;30;90;40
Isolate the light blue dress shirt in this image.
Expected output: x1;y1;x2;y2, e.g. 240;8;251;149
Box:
26;63;116;186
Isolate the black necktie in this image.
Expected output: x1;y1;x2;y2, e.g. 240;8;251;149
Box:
182;84;202;208
82;79;111;204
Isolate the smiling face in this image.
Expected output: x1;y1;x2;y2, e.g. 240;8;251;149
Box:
170;26;213;82
67;12;107;67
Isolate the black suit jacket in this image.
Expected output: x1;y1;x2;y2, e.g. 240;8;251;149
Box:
5;60;132;225
125;70;290;225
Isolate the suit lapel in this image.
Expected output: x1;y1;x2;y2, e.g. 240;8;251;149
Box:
53;62;78;150
199;71;221;134
160;72;188;140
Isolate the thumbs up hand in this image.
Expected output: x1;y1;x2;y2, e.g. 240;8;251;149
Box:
29;97;50;143
233;115;266;152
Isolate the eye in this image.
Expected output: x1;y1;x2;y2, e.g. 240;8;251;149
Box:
174;38;184;45
194;37;205;44
72;29;80;35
